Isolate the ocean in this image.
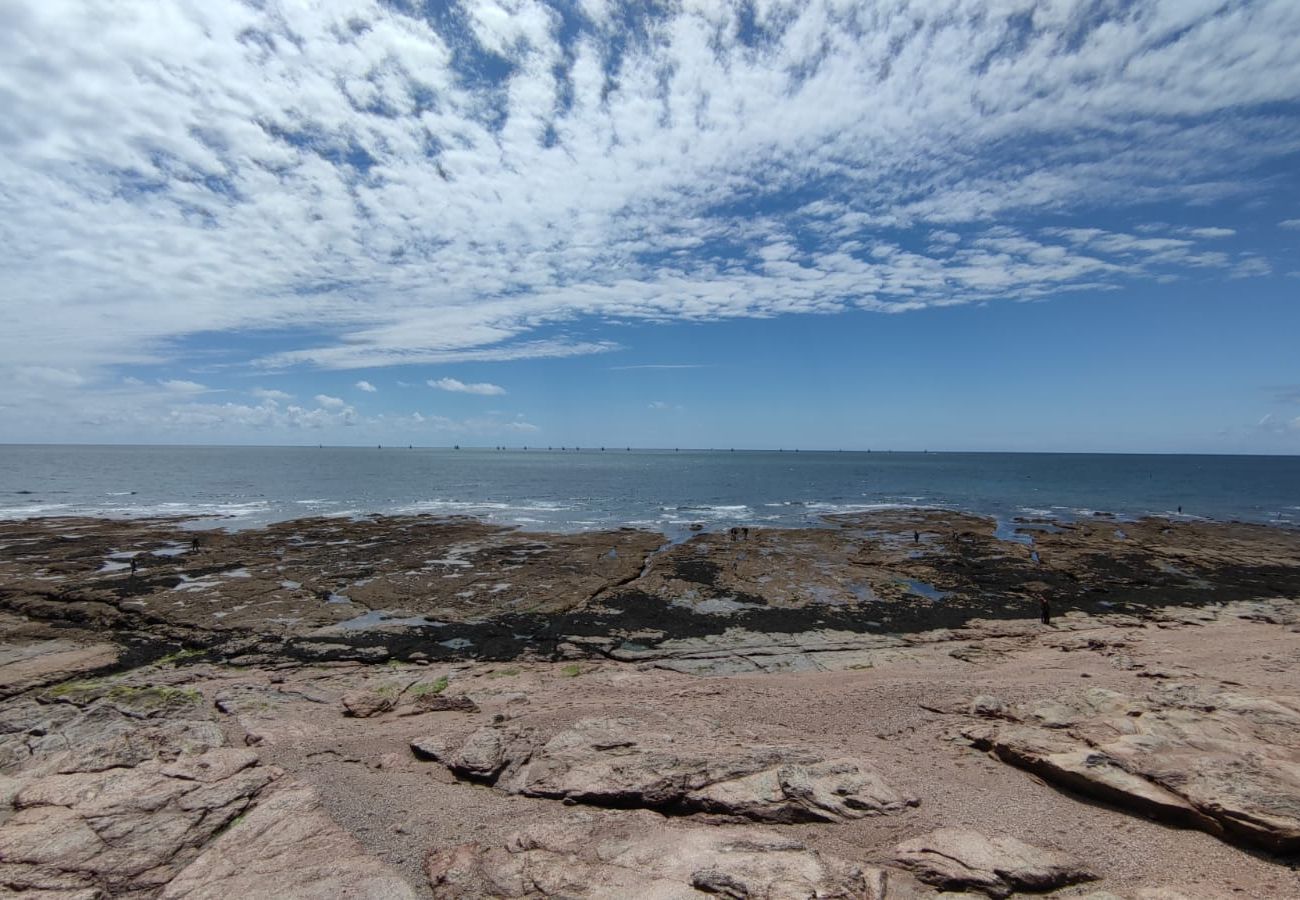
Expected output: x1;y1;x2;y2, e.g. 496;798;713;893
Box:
1;445;1297;535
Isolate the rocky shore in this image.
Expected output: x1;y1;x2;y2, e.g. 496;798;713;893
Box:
1;509;1298;898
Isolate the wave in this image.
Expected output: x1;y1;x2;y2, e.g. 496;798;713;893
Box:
801;501;941;514
395;499;575;515
0;500;272;521
98;501;272;519
0;503;72;518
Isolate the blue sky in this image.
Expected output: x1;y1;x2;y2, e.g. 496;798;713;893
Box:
2;0;1299;451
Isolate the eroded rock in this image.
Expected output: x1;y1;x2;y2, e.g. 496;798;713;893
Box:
961;683;1300;852
159;783;417;899
0;749;277;895
0;639;120;700
891;828;1094;898
415;715;917;823
426;810;921;899
340;688;397;718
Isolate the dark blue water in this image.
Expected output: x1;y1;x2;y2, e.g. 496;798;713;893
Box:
1;445;1296;533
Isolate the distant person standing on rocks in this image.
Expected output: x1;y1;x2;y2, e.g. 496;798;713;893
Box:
129;557;137;575
191;537;200;552
1039;594;1052;626
913;531;920;543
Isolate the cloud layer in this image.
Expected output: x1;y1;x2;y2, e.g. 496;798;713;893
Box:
2;0;1299;440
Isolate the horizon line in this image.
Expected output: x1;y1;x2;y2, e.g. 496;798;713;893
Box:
0;442;1297;459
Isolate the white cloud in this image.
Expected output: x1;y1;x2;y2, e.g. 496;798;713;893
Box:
1257;413;1300;434
375;411;539;435
251;388;293;403
648;400;683;411
159;379;207;393
355;380;377;393
1280;219;1300;229
610;364;706;370
314;394;346;408
428;377;507;396
16;367;86;388
1230;257;1272;279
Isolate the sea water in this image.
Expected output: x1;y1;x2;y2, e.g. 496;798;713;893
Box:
1;445;1297;533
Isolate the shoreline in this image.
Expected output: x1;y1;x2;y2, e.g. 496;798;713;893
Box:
3;507;1299;671
3;499;1297;537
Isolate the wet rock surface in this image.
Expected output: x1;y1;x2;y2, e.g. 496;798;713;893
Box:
3;510;1298;669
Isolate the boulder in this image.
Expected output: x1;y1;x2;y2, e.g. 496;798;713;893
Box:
340;688;397;718
397;693;478;715
969;695;1009;718
415;715;917;823
891;828;1094;898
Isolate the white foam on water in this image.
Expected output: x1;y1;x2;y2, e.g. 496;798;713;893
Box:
397;499;574;515
801;501;934;514
100;501;272;519
0;503;72;519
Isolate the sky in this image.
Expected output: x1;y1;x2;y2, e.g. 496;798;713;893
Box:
2;0;1299;452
